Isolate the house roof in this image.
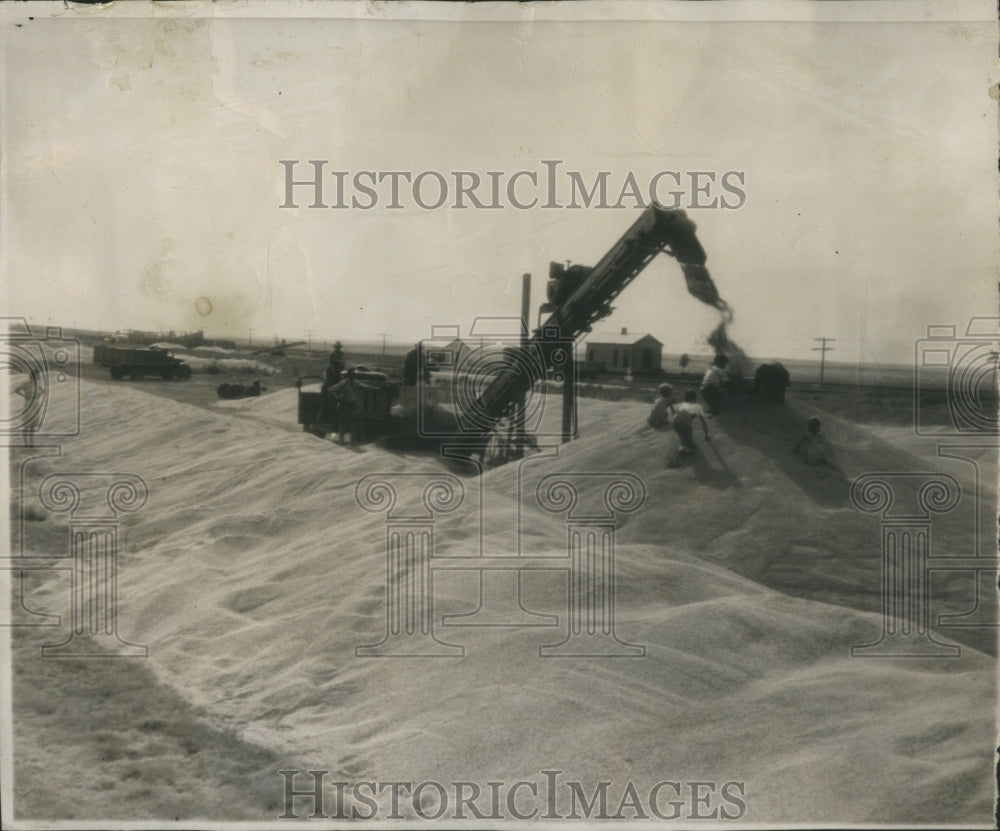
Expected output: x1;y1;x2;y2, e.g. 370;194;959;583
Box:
582;332;663;347
422;337;471;351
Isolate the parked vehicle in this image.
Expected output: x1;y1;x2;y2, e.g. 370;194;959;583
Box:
93;344;192;380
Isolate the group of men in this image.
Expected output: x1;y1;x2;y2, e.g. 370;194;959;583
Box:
650;386;712;457
647;355;833;473
646;355;734;456
317;341;431;445
647;354;791;456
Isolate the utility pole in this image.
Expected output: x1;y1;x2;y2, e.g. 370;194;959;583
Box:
376;333;388;356
305;329;312;355
516;273;530;458
813;337;836;386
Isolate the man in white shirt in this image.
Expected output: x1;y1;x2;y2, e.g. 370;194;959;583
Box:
647;383;675;428
700;354;730;414
672;389;711;455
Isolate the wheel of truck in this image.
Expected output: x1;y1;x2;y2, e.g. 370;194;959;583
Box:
110;367;124;380
161;369;173;380
133;370;143;380
178;365;192;380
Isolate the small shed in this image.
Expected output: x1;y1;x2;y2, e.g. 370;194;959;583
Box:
581;328;663;376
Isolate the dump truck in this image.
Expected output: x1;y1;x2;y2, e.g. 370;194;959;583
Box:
93;344;192;380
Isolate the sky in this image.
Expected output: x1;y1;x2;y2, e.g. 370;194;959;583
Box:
1;1;996;364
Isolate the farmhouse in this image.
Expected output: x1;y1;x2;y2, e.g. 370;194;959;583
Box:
581;328;663;376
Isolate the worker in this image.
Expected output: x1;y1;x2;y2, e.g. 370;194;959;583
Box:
319;342;346;425
403;344;420;386
325;342;346;386
647;383;675;428
403;343;432;386
793;416;841;473
331;368;360;445
672;389;711;457
700;354;730;414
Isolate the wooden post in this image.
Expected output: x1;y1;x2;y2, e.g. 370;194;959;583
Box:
562;349;575;443
515;273;531;458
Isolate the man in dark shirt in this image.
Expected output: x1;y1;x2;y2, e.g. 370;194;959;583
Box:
319;342;346;425
331;368;359;444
